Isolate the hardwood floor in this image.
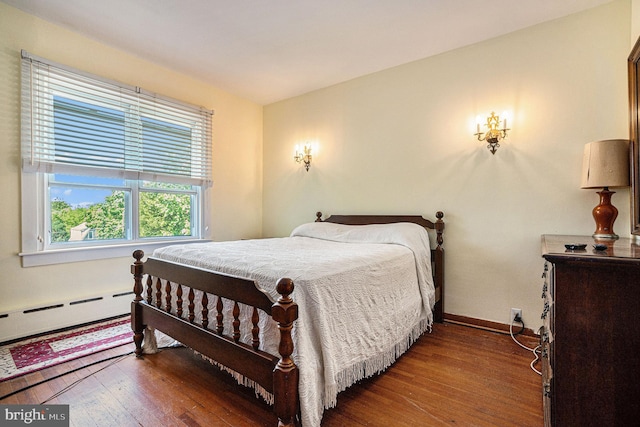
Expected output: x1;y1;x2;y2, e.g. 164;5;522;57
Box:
0;322;542;426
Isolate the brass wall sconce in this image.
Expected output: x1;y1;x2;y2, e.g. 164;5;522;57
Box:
294;143;313;171
475;112;510;154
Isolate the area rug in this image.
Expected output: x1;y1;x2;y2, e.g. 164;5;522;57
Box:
0;316;132;381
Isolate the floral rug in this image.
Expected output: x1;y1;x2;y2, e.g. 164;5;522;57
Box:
0;316;132;381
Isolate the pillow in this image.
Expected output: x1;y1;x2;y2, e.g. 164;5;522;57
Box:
290;221;430;256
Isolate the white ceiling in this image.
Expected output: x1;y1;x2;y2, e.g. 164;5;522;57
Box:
3;0;613;105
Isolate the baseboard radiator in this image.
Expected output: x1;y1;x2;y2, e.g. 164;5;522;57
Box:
0;290;133;343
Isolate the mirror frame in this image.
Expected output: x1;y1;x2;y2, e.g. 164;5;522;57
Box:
628;36;640;242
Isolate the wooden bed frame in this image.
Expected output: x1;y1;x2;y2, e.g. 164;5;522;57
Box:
131;211;445;427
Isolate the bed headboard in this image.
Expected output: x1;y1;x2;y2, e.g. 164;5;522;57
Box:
315;210;445;322
316;211;444;245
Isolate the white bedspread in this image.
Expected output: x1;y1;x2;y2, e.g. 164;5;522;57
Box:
151;221;434;427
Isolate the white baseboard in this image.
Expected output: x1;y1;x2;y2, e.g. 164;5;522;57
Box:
0;291;133;343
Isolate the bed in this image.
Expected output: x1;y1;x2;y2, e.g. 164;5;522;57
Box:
131;211;445;426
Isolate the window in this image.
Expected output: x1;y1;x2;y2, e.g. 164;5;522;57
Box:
20;51;213;266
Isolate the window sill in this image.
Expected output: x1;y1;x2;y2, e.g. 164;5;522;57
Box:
19;239;209;267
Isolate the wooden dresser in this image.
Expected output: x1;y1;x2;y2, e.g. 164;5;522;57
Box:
540;235;640;426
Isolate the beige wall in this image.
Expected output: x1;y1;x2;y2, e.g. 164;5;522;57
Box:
633;0;640;42
0;3;263;336
1;1;636;338
263;0;632;328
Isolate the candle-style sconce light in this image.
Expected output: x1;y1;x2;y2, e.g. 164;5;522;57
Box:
294;143;313;171
474;111;510;154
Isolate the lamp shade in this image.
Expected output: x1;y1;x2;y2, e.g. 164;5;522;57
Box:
580;139;630;189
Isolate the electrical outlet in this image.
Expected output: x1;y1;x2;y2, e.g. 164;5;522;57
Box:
510;308;522;322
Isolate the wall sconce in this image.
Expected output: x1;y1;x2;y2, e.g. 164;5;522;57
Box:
294;143;313;171
474;112;510;154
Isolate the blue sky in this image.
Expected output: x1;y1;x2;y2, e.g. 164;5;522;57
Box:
50;175;123;208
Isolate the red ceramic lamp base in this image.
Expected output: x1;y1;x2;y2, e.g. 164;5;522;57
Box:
592;188;619;239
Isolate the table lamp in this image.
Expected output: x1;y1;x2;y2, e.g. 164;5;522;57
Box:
581;139;630;239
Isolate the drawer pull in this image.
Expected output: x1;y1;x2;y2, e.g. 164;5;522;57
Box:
541;302;549;319
543;382;551;397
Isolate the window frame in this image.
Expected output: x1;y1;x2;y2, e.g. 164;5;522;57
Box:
21;168;211;268
19;51;213;267
46;174;132;246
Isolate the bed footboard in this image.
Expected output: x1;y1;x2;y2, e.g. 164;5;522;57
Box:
130;250;299;427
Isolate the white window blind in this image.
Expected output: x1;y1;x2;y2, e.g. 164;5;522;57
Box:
20;50;213;187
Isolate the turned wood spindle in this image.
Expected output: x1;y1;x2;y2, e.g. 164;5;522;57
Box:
232;301;240;343
251;307;260;350
155;278;162;309
188;288;195;324
132;250;144;303
201;293;209;330
215;296;224;335
145;275;153;304
176;284;183;318
272;277;299;427
165;281;172;313
435;211;445;247
131;250;145;358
